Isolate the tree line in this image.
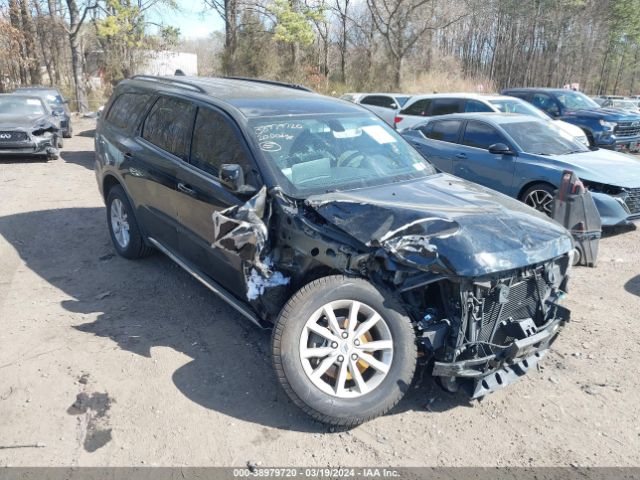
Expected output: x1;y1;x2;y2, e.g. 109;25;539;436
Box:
2;0;640;111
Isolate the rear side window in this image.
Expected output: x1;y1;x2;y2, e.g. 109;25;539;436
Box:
190;107;251;176
361;95;396;109
401;99;431;116
426;120;462;143
462;121;506;150
430;98;463;116
106;92;152;132
464;100;493;113
142;96;196;159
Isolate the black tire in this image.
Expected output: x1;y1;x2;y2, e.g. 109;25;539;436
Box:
57;136;64;149
272;275;417;426
520;182;556;217
106;185;153;259
63;129;72;139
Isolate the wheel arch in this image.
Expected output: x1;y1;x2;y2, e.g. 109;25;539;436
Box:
102;173;122;201
518;180;557;201
102;173;150;244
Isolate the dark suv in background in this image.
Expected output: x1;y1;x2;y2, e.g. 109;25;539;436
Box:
95;75;573;426
502;87;640;152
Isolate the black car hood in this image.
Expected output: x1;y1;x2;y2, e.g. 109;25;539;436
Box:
562;108;640;121
306;174;573;277
0;113;49;129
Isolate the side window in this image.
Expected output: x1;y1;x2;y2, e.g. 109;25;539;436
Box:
465;100;493;113
361;95;396;109
142;96;196;159
462;121;507;150
190;107;252;177
105;92;152;131
426;120;462;143
430;98;463;116
531;93;560;116
401;99;432;116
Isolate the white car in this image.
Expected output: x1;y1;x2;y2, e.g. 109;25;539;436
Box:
395;93;589;146
340;92;412;127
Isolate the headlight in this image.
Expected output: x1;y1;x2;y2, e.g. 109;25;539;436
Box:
599;120;617;131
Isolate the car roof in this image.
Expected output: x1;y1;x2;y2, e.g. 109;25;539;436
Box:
122;76;365;119
501;87;575;94
408;93;528;101
15;87;61;93
1;93;47;101
423;112;541;124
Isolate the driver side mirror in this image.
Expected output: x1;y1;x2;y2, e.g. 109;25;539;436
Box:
488;143;515;155
220;164;256;194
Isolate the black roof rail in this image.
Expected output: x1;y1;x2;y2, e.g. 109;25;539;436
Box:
131;75;207;93
223;76;313;92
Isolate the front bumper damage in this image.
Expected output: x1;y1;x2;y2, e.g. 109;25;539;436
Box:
0;129;58;158
209;178;574;400
431;302;569;397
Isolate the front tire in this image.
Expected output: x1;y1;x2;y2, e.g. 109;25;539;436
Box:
521;183;556;217
272;276;417;426
106;185;153;259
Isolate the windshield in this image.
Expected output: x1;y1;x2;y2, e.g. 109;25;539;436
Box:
17;89;63;107
489;99;549;120
502;120;589;156
555;91;600;110
0;97;46;116
250;114;436;196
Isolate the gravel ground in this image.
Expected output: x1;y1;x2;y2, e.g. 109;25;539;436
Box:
1;117;639;467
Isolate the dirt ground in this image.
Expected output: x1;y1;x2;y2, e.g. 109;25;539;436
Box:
1;117;639;467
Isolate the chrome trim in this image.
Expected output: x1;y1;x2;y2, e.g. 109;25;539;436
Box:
147;237;265;329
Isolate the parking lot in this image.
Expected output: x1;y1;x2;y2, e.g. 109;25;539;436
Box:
1;117;639;467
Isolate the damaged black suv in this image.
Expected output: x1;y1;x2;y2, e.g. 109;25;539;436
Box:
95;75;574;426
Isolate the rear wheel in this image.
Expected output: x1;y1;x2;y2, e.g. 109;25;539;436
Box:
521;183;555;217
272;276;417;426
106;185;153;259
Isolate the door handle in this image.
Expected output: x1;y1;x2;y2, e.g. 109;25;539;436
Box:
455;153;467;159
124;152;133;158
177;182;196;196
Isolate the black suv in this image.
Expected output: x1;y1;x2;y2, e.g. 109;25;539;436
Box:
95;75;573;426
502;87;640;152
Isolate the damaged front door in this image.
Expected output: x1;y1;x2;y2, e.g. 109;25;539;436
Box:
174;105;259;297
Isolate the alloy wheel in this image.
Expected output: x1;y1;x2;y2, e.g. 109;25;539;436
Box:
299;300;394;398
525;189;554;216
110;198;130;249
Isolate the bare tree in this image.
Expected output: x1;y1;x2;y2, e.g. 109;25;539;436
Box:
63;0;97;112
366;0;467;87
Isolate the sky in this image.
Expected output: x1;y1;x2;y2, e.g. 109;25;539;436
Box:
148;1;224;40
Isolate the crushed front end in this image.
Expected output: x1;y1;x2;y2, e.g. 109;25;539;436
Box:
0;127;59;159
409;255;571;398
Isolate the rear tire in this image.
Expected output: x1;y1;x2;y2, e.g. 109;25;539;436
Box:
272;275;417;426
106;185;153;259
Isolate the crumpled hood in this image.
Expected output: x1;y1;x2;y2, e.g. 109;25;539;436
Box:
562;108;640;121
0;113;48;129
306;174;573;277
548;149;640;188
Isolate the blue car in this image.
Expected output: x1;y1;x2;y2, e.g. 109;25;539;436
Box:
502;88;640;152
402;113;640;226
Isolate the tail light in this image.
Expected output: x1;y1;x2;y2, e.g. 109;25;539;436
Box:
394;116;403;125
